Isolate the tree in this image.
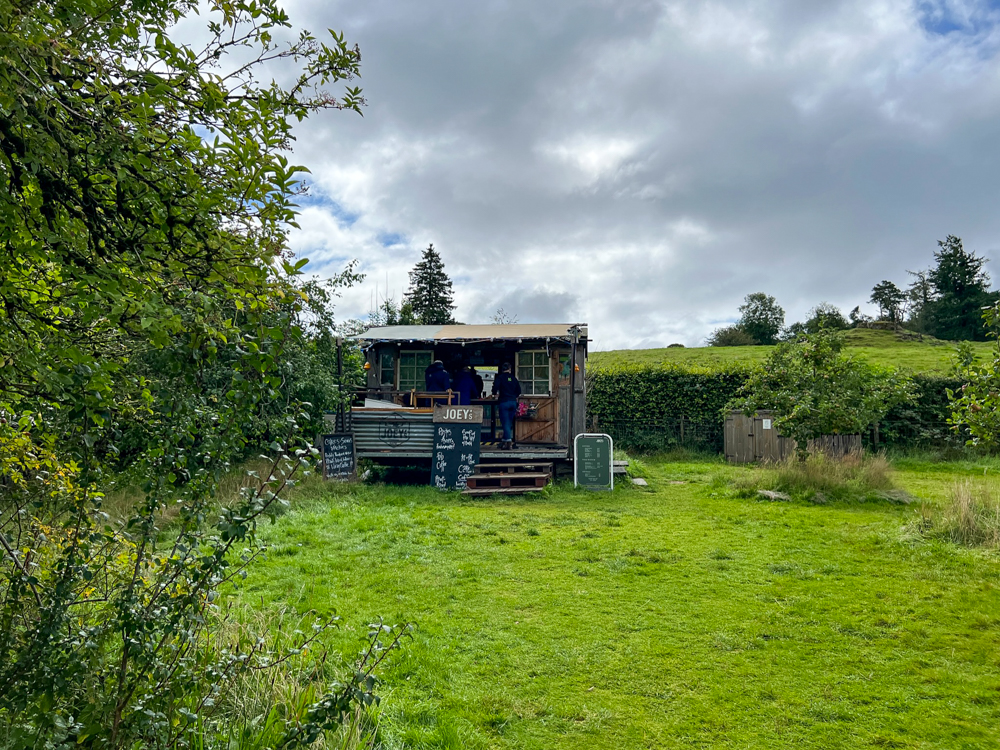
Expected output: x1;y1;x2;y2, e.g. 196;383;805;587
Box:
736;293;785;345
405;244;456;324
949;303;1000;446
849;306;873;328
730;331;913;457
925;235;997;341
807;302;849;333
870;281;906;323
905;269;934;333
491;307;519;325
707;325;758;347
0;1;403;746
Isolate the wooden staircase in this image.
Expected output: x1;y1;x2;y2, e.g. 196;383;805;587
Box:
462;460;554;496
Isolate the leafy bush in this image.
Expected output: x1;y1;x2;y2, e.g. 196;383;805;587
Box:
948;304;1000;448
707;326;758;347
0;0;397;747
729;331;914;456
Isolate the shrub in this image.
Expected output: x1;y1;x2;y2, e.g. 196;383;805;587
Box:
729;331;914;457
707;326;758;347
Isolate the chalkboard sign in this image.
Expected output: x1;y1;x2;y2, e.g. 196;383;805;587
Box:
431;423;481;491
322;433;356;480
574;433;614;490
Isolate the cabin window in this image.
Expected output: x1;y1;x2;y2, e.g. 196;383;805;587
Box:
399;351;433;391
379;351;395;387
516;350;550;396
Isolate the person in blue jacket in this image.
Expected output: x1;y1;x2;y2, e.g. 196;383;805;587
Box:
491;362;521;449
453;366;476;405
424;360;451;393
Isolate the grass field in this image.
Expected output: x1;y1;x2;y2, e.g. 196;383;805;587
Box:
589;328;997;374
231;455;1000;749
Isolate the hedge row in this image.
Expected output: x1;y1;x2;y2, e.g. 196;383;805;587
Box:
586;364;965;449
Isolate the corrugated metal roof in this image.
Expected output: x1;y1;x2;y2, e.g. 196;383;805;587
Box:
356;323;587;342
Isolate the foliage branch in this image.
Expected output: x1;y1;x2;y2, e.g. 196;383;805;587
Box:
0;0;397;746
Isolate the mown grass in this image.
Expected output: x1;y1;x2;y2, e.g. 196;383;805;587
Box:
230;456;1000;749
590;328;997;374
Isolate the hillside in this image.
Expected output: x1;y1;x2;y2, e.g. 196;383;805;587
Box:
590;328;997;374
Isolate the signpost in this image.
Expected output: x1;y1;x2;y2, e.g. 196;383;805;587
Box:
431;405;483;491
322;433;356;480
574;433;614;490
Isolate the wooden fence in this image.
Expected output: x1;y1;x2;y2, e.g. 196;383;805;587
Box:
724;411;861;464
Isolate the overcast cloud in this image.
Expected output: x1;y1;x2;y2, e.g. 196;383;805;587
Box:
260;0;1000;349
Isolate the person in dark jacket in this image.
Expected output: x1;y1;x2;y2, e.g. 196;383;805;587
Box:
491;362;521;449
470;367;484;399
453;366;476;406
424;360;451;393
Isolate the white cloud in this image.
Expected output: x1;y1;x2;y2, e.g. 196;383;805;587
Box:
226;0;1000;348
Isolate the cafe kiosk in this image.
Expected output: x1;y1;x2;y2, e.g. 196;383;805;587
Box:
345;324;589;489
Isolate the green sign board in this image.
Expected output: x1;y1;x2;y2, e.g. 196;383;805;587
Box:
574;433;614;490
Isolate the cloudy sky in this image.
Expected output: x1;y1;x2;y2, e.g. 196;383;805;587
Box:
264;0;1000;349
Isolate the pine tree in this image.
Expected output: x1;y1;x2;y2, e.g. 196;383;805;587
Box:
405;244;456;324
926;235;997;341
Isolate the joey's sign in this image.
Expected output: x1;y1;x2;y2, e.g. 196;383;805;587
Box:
432;405;484;424
378;414;410;446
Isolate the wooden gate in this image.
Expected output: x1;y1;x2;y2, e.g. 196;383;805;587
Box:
516;397;558;443
724;411;755;463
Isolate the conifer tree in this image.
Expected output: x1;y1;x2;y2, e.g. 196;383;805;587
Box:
406;244;456;324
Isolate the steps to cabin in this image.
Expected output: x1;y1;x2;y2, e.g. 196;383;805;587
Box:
463;461;553;496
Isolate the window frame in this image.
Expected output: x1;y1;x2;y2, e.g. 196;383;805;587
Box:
378;350;396;388
516;350;551;396
398;350;434;391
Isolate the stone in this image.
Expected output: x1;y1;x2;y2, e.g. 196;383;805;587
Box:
757;490;791;501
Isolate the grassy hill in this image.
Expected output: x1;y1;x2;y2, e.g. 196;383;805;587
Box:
590;328;997;374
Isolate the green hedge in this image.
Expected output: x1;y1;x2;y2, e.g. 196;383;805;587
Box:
587;364;751;424
587;364;964;450
876;375;964;446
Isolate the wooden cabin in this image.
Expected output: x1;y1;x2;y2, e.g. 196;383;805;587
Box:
348;324;588;464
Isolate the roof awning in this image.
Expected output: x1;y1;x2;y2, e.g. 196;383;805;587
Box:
355;323;588;344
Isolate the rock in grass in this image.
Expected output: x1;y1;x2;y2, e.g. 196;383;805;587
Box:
757;490;791;501
878;490;915;504
632;477;649;486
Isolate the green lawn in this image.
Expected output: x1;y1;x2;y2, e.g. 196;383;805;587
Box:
234;457;1000;749
590;328;997;374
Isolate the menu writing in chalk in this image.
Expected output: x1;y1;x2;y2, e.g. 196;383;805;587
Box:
574;433;614;490
431;423;481;491
322;433;356;480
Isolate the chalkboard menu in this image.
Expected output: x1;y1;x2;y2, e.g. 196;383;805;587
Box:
322;433;356;480
574;433;614;490
431;423;481;491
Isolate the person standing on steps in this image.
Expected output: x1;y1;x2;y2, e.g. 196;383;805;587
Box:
492;362;521;450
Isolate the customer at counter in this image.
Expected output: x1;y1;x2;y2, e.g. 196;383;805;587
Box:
453;366;476;405
491;362;521;450
424;360;451;392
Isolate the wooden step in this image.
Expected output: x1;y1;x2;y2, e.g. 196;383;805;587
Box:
473;471;551;480
475;461;554;473
462;486;546;496
465;473;550;490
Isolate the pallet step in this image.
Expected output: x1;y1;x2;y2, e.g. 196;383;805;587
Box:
462;486;546;496
473;471;550;480
475;461;554;472
465;473;550;490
